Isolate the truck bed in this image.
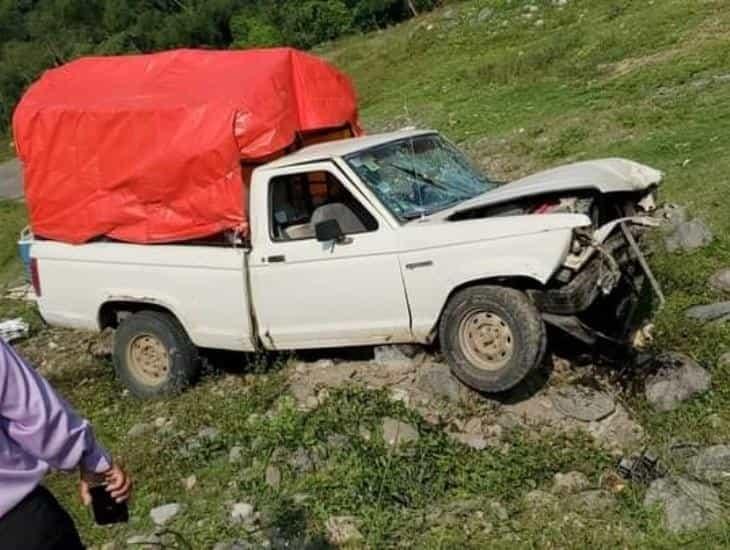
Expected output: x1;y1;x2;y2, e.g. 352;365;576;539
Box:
31;240;256;352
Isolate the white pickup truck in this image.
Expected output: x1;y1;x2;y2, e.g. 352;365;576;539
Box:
29;130;662;398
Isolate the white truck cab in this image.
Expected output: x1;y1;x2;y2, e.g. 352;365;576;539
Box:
30;129;662;398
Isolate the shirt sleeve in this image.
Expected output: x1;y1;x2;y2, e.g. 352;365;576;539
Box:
0;340;112;473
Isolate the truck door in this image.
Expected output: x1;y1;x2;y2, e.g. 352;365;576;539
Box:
248;163;411;350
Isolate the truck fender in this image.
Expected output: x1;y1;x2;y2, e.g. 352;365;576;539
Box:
98;295;190;334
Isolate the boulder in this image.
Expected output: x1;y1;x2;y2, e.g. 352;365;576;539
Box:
416;364;464;403
645;353;711;411
523;489;559;511
373;345;412;365
382;417;419;449
229;446;244;463
654;203;688;231
685;301;730;323
230;502;254;524
690;445;730;483
448;432;489;450
709;268;730;293
551;471;591;494
569;490;616;514
265;465;281;489
644;477;721;533
325;516;363;545
150;503;182;526
548;385;615;422
664;219;713;252
127;422;154;438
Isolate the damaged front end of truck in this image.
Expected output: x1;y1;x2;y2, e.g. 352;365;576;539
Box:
441;158;665;355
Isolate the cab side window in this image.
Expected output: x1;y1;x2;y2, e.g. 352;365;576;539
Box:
270;171;378;241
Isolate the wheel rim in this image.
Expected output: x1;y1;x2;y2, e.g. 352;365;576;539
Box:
458;310;515;371
125;333;170;385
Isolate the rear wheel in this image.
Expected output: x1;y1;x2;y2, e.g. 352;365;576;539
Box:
440;285;546;393
113;310;200;399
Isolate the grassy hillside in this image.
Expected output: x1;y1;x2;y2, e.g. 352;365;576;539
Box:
1;0;729;547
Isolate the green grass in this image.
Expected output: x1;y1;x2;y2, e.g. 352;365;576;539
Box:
0;200;28;289
1;0;729;546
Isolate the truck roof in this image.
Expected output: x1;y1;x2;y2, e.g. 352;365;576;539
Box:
262;129;436;169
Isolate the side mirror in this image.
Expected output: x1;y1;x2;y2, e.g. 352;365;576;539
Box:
315;219;344;243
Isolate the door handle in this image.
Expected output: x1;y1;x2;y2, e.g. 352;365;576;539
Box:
267;255;286;263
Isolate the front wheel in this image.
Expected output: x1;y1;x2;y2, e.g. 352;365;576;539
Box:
113;310;200;399
439;285;546;393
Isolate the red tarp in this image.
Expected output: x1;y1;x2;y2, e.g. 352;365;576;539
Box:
13;48;361;244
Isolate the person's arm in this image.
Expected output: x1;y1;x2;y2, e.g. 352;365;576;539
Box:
0;340;131;502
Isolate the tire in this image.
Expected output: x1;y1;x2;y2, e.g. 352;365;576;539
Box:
112;310;200;399
439;285;546;393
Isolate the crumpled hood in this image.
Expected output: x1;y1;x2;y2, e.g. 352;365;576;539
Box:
435;158;662;219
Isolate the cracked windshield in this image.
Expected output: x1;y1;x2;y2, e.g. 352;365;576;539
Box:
346;134;496;220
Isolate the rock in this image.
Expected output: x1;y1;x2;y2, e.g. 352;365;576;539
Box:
150;503;182;525
488;500;509;521
549;385;616;422
477;7;494;22
382;417;419;449
523;490;559;511
416;364;464;403
126;534;162;547
552;471;591;494
182;474;197;491
325;516;363;545
644;477;721;533
230;502;254;524
553;0;568;5
326;433;349;450
288;447;314;473
569;490;616;514
213;542;251;550
645;353;711;411
101;543;117;550
449;432;489;450
586;404;645;450
373;345;412;365
463;417;482;434
229;446;244;463
89;328;114;358
685;301;730;323
127;422;154;438
198;426;220;440
389;387;411;404
664;219;713;252
720;352;730;368
359;425;372;441
709;268;730;293
690;445;730;483
265;465;281;489
654;204;688;230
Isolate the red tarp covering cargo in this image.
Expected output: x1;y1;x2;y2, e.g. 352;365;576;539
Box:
12;48;361;244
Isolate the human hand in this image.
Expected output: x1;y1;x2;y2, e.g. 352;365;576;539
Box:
80;462;133;505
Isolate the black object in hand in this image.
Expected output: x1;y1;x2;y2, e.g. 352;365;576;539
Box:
90;485;129;525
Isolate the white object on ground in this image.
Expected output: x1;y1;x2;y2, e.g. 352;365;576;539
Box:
0;318;29;343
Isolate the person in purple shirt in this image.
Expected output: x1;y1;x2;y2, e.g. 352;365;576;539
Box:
0;339;132;549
